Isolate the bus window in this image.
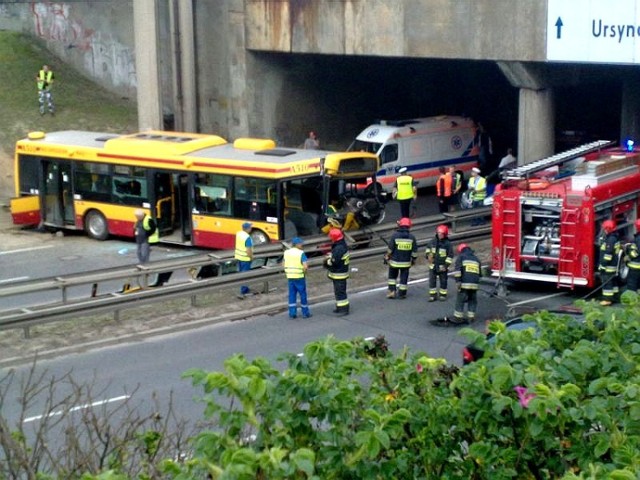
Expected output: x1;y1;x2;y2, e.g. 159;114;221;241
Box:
113;165;147;206
75;161;111;202
18;155;41;194
195;173;232;215
282;179;322;236
234;177;278;221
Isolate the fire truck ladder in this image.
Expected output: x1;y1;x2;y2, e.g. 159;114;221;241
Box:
557;207;581;288
501;196;520;263
502;140;615;181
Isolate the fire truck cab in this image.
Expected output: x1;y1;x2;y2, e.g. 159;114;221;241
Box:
492;140;640;288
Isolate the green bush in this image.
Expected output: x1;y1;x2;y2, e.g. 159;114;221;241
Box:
151;295;640;479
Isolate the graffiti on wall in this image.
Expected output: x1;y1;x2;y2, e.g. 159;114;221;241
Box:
30;2;136;92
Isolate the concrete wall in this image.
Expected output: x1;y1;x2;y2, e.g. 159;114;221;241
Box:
245;0;548;61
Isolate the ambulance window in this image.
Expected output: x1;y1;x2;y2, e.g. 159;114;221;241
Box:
380;144;398;164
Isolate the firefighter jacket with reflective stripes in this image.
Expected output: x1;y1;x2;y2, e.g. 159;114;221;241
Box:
387;227;418;268
598;232;621;273
395;175;415;200
454;248;481;290
327;239;350;280
425;236;453;270
468;175;487;201
234;230;252;261
436;172;452;198
626;233;640;270
284;247;306;279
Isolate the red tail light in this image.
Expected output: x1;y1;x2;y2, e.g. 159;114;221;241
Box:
462;347;475;364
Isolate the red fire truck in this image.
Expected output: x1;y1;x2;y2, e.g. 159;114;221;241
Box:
491;140;640;288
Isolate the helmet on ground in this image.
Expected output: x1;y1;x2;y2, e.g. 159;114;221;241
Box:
602;220;616;233
635;219;640;231
436;224;449;236
328;228;344;242
457;243;469;254
398;217;412;228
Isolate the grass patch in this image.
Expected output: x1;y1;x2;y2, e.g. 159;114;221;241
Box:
0;31;138;197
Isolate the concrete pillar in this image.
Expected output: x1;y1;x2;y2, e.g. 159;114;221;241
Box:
517;88;555;163
134;0;163;131
169;0;197;132
621;74;640;147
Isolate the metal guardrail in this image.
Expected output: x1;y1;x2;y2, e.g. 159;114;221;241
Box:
0;210;492;337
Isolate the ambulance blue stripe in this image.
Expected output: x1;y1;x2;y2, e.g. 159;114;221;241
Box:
377;154;478;176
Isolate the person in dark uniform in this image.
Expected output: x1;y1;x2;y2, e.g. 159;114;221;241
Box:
598;219;621;306
451;243;481;324
384;217;418;299
325;228;350;316
425;224;454;302
625;219;640;294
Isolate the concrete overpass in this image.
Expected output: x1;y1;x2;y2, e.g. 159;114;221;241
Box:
3;0;639;164
134;0;640;163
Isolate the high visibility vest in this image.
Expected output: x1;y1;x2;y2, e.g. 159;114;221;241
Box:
468;176;487;201
235;230;251;261
37;70;53;90
396;175;414;200
627;234;640;270
284;248;305;279
436;173;452;197
453;172;462;192
143;215;159;243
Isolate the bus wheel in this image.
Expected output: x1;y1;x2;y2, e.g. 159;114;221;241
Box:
85;210;109;240
250;229;269;246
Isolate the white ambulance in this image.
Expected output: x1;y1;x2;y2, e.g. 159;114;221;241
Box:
348;115;479;191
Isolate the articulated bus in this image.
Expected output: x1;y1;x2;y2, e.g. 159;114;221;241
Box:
10;130;380;249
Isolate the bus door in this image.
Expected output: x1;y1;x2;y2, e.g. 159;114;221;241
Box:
174;173;192;241
42;160;74;227
152;171;175;237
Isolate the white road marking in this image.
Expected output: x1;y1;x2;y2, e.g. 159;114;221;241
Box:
23;395;130;423
0;245;55;255
0;276;29;284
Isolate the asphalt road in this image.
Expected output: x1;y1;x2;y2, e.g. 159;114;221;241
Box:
2;276;573;431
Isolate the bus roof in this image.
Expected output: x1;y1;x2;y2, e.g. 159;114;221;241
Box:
16;130;336;179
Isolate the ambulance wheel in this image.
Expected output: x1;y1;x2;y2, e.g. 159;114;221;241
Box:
250;229;269;246
85;210;109;240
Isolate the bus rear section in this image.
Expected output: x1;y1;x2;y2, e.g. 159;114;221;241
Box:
348;115;479;191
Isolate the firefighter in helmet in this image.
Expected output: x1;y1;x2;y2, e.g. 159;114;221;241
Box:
384;217;418;299
451;243;481;324
325;228;350;316
598;219;621;306
425;224;454;302
625;219;640;294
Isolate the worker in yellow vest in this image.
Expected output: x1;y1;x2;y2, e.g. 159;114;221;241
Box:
235;222;254;299
392;167;417;218
36;64;55;115
134;209;158;264
284;237;311;319
468;167;487;225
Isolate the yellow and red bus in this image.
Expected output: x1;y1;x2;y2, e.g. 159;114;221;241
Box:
10;130;380;249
